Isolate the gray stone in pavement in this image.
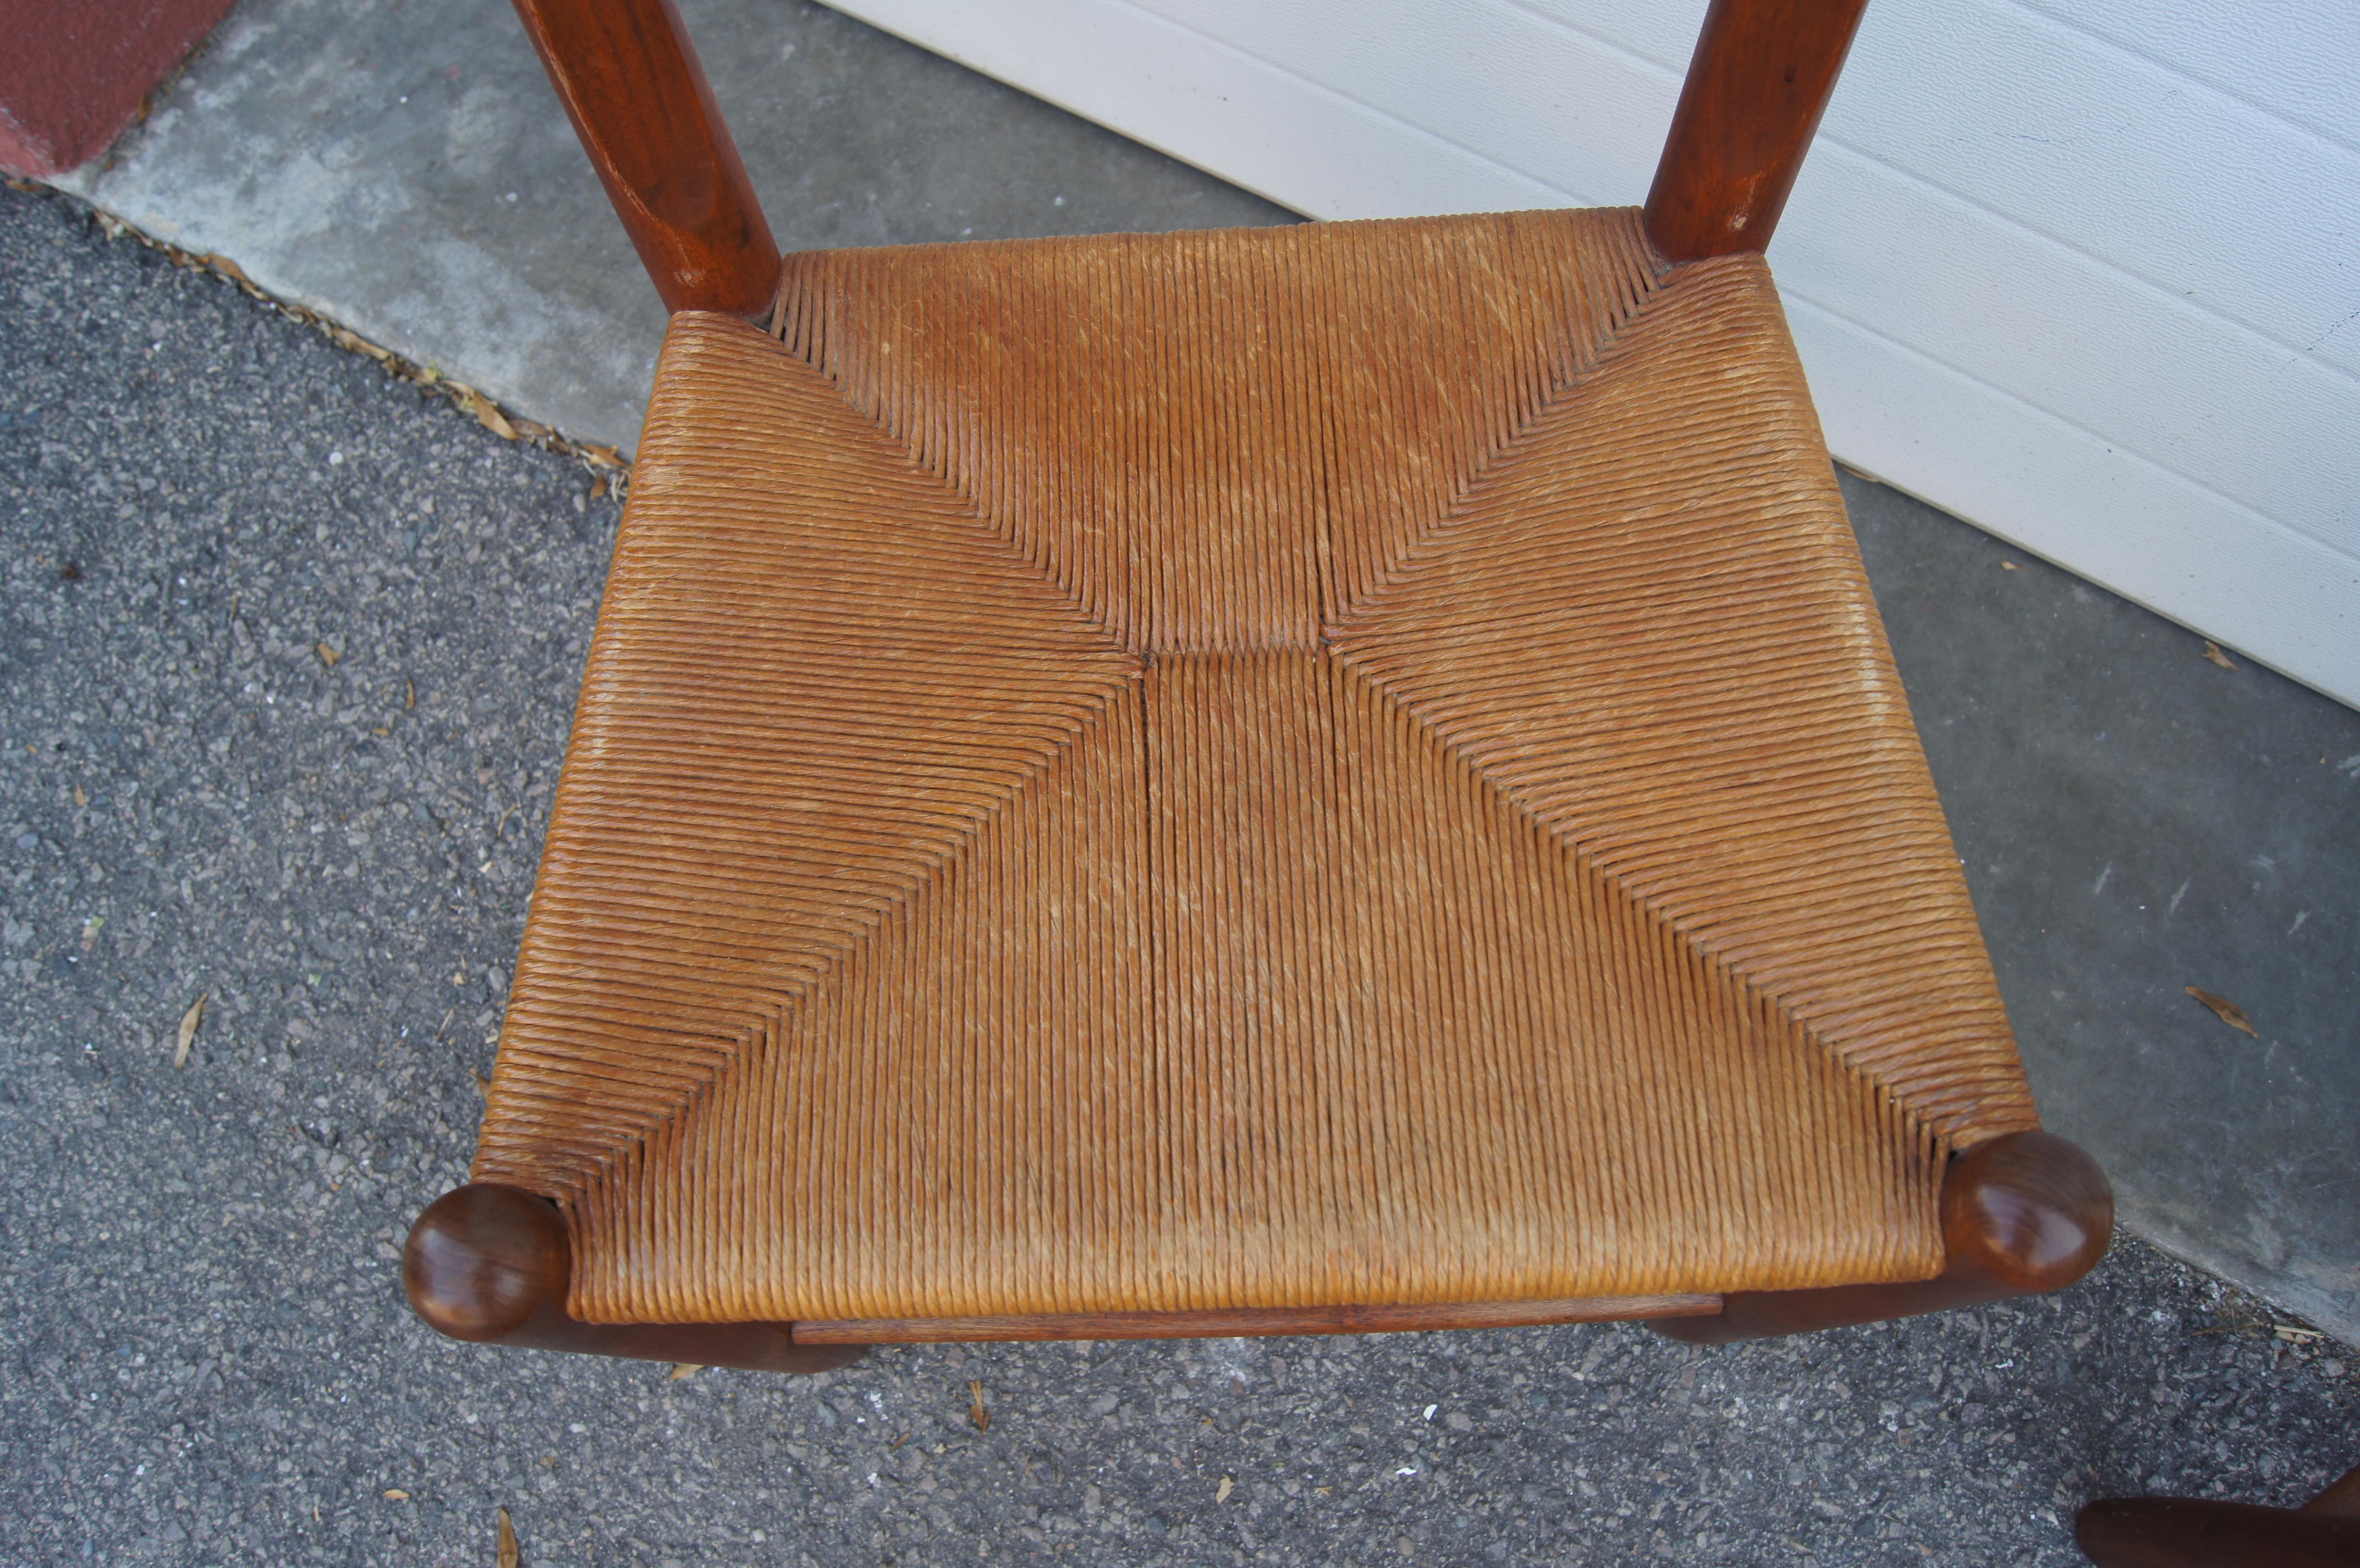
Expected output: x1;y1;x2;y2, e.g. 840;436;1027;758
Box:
4;181;2358;1567
57;0;1291;456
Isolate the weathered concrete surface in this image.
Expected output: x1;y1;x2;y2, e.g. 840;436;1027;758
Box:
5;177;2358;1567
32;0;2360;1350
56;0;1289;453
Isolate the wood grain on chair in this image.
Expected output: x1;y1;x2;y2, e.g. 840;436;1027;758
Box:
511;0;778;317
1646;0;1875;262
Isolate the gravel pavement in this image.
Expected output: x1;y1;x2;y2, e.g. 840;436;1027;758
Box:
2;181;2354;1568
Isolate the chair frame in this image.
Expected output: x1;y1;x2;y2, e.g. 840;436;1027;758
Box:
405;0;2114;1375
2076;1460;2360;1568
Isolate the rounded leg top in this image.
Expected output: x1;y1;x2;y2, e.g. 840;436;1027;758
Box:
402;1184;863;1373
1651;1129;2112;1344
404;1183;571;1342
1942;1129;2113;1294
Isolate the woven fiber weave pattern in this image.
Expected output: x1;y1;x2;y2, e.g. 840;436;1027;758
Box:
475;208;2035;1323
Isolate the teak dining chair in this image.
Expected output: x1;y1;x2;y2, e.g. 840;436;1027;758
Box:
404;0;2114;1375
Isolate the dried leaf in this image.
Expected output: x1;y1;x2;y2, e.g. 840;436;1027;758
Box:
316;641;341;667
5;176;42;194
2202;641;2237;670
668;1362;702;1381
80;915;103;951
200;252;249;284
175;993;206;1068
1216;1476;1235;1502
2274;1324;2323;1343
381;1489;410;1501
496;1506;520;1568
74;783;87;808
581;443;623;470
588;475;609;502
406;679;416;710
329;325;393;362
468;395;519;442
2185;985;2256;1037
969;1379;990;1433
2000;561;2019;571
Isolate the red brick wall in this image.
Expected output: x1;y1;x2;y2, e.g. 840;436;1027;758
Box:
0;0;239;177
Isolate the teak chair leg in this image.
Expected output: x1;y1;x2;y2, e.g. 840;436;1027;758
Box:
1654;1130;2112;1344
2075;1462;2360;1568
509;0;780;318
1645;0;1875;261
403;1184;862;1374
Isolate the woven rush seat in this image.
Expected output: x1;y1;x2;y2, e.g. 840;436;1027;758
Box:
471;207;2039;1328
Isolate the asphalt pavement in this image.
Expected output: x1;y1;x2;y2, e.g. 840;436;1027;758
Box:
2;178;2355;1568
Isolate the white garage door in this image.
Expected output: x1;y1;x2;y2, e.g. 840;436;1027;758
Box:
824;0;2360;709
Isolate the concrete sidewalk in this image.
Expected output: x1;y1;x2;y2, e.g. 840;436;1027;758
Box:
55;0;1287;454
50;0;2360;1348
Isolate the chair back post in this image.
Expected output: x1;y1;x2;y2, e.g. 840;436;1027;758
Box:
1645;0;1872;262
511;0;779;318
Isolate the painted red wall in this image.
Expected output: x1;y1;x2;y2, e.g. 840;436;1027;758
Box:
0;0;239;177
